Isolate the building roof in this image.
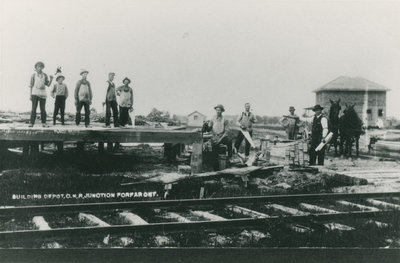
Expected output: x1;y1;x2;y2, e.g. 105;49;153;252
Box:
188;111;206;117
313;76;390;93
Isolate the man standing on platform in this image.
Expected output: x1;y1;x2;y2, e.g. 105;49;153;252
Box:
280;106;300;140
234;102;256;157
104;72;119;128
75;70;93;128
309;104;329;165
28;61;54;127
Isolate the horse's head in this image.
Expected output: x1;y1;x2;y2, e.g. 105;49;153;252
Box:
329;99;341;122
342;103;364;133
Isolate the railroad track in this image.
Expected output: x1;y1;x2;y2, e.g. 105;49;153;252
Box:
0;192;399;248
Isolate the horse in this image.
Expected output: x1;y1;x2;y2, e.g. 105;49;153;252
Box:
327;98;341;156
339;104;364;157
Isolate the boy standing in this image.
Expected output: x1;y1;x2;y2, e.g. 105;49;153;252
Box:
74;70;93;128
28;61;54;127
104;72;119;128
116;77;133;127
51;75;68;125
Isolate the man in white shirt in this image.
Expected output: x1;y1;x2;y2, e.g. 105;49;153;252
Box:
309;104;329;165
234;103;256;157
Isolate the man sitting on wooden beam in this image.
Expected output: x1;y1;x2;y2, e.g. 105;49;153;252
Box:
203;104;232;159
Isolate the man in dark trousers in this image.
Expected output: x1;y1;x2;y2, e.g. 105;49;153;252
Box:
309;104;329;165
234;102;256;157
104;72;119;128
205;104;232;157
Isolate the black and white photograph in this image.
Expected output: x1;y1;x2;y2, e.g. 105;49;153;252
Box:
0;0;399;262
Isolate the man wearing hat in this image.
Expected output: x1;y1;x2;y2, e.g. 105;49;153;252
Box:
280;106;300;140
205;104;232;158
28;61;54;127
51;74;68;125
104;72;119;128
74;70;93;128
309;104;329;165
234;102;257;157
116;77;133;127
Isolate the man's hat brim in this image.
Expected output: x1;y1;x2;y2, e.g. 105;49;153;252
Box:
214;105;225;112
123;77;131;84
56;75;65;81
312;105;324;111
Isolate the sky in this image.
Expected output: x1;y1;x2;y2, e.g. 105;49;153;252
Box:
0;0;399;119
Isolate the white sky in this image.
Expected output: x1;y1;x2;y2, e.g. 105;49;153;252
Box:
0;0;399;118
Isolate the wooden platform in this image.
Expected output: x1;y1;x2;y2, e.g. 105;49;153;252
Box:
0;123;203;173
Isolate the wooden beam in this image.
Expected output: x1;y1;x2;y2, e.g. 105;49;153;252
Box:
0;126;202;144
190;140;203;174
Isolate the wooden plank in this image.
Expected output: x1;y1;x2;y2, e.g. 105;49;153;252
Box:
190;140;203;174
241;130;255;148
0;126;202;144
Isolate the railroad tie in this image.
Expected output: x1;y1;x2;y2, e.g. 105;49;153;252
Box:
335;200;380;212
190;210;227;221
226;205;270;219
365;199;400;210
298;204;354;231
267;204;309;216
267;204;354;232
335;201;388;228
119;212;149;225
78;212;133;246
32;216;62;248
162;212;191;223
298;203;339;214
266;204;312;233
118;212;173;247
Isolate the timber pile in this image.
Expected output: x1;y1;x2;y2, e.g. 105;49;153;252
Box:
383;130;400;142
122;165;283;186
285;141;309;167
374;141;400;159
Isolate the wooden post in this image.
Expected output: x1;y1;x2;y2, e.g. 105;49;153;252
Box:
56;142;64;154
77;141;84;153
164;143;177;162
107;142;114;152
23;143;29;157
190;138;203;174
31;142;39;155
0;142;6;168
98;142;105;153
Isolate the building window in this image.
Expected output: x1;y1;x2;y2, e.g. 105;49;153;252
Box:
194;115;198;120
367;109;372;121
378;109;383;117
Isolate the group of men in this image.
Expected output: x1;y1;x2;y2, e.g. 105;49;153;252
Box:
29;61;329;166
28;61;133;128
205;103;328;166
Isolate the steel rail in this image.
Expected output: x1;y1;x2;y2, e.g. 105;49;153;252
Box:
1;192;399;217
0;210;398;242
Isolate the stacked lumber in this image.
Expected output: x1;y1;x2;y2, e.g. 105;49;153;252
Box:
374;141;400;159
